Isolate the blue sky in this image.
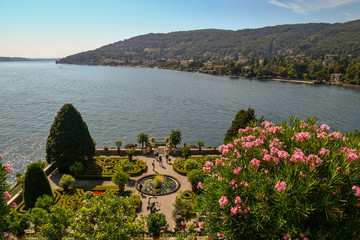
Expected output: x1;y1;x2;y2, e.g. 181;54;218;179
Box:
1;0;359;58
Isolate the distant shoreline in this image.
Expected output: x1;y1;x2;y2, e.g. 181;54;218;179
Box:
57;62;360;90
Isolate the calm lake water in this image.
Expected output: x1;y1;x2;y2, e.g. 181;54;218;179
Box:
1;61;360;183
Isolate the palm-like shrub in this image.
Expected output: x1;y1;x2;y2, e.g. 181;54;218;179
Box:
115;140;122;155
197;141;204;154
182;146;191;160
199;118;360;239
154;174;164;189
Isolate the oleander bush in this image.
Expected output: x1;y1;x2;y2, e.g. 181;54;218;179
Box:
198;118;360;239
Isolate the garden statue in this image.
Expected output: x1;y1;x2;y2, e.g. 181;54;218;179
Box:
147;196;160;213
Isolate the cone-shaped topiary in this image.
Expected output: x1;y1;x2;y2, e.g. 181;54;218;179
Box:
223;108;261;144
23;162;53;209
46;103;95;173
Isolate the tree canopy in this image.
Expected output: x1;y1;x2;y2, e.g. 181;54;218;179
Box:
46;104;95;173
23;162;53;208
224;108;261;144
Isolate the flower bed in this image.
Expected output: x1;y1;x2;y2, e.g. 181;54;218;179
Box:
78;157;147;180
198;118;360;239
176;190;197;204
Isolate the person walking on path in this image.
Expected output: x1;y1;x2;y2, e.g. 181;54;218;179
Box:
159;155;163;167
152;160;155;171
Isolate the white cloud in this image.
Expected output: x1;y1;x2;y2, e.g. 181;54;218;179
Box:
269;0;358;14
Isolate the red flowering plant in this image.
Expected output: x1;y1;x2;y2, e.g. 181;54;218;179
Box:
198;117;360;239
1;154;16;239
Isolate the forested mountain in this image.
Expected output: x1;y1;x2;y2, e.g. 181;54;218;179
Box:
58;20;360;65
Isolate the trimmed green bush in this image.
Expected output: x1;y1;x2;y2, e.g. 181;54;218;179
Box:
23;162;53;208
59;174;75;191
187;169;204;185
35;194;54;211
147;213;166;236
184;159;198;171
112;171;130;188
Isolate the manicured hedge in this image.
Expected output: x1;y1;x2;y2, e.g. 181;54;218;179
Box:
23;162;53;208
78;157;147;179
16;187;140;214
176;190;197;204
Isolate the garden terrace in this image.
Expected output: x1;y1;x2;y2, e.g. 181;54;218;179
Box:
78;157;147;179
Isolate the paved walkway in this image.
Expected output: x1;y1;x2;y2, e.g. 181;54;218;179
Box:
48;150;191;230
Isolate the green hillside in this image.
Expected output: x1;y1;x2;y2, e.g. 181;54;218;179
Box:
58;20;360;66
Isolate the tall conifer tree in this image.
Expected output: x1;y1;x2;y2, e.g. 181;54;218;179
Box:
223;108;261;144
46;104;95;172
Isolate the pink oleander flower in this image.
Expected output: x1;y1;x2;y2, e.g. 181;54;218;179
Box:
294;131;311;142
317;132;327;138
202;166;211;173
11;202;17;209
250;158;260;167
300;123;308;129
215;158;220;166
320;124;330;131
275;181;286;192
234;196;242;204
198;221;205;228
233;167;242;175
205;161;214;167
197;181;203;190
0;154;3;160
263;154;271;162
284;233;291;240
219;196;228;206
290;148;307;163
277;150;290;159
4;191;11;200
319;148;330;156
4;164;14;174
328;131;343;140
352;186;360;197
230;206;238;215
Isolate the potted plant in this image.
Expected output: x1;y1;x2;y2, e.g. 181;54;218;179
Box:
112;171;130;192
115;140;122;155
164;136;170;142
59;174;75;192
147;213;167;239
103;146;109;154
150;136;156;142
69;161;84;178
187;169;204;191
126;148;136;161
182;146;191;160
196;141;204;154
